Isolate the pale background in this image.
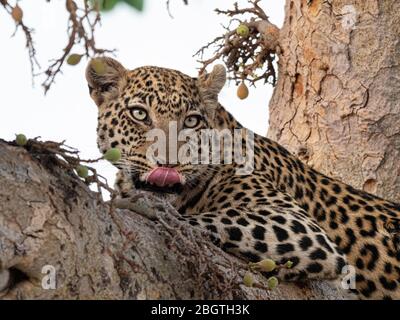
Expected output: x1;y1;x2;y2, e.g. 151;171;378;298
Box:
0;0;284;188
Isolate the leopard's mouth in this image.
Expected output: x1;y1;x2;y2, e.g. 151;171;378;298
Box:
134;180;184;194
132;167;185;194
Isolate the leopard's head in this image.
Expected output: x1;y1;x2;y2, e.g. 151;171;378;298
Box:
86;57;230;194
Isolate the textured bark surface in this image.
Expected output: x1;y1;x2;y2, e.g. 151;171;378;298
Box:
268;0;400;202
0;140;350;299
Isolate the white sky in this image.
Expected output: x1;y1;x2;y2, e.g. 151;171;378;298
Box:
0;0;284;189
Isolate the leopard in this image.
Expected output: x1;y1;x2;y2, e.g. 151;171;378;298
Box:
86;57;400;300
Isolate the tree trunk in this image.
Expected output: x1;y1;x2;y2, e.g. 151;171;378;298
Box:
0;140;350;299
268;0;400;202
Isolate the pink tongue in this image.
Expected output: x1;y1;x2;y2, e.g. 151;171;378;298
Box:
146;167;181;187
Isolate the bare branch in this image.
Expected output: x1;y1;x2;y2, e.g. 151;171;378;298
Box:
1;1;40;85
195;0;280;87
166;0;189;19
1;0;114;93
42;0;115;93
215;0;268;21
21;137;115;200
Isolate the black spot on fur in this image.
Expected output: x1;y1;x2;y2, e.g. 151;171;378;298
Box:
276;243;295;254
342;228;357;254
384;263;392;274
309;248;327;260
316;234;334;253
221;218;232;225
248;214;266;224
271;216;287;225
356;258;364;269
360;280;377;298
336;257;346;274
237;218;249;226
226;209;240;217
252;225;266;240
360;244;379;271
299;236;313;251
306;262;323;273
254;242;268;253
273;225;289;241
240;251;260;262
320;178;330;185
233;192;246;200
332;183;341;194
226;227;243;242
379;276;397;291
290;220;307;234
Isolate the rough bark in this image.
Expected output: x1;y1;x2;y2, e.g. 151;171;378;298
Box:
0;140;349;299
268;0;400;202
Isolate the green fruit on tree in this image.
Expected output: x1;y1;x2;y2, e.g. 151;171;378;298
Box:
243;272;254;287
123;0;144;11
285;260;293;269
267;276;279;290
257;259;276;272
104;148;121;162
76;165;89;178
236;24;249;37
91;58;107;75
15;134;27;146
92;0;118;11
67;54;82;66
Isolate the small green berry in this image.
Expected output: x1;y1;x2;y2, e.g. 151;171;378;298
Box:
243;272;254;287
104;148;121;162
76;165;89;179
67;54;82;66
15;134;27;146
285;260;293;269
267;276;279;290
257;258;276;272
236;24;250;37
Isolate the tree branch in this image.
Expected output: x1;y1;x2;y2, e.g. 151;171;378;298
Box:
0;139;349;299
0;0;113;93
195;0;280;87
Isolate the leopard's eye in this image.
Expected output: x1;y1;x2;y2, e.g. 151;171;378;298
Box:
184;115;202;128
130;107;148;122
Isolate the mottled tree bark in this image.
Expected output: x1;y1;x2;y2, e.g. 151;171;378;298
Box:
268;0;400;202
0;141;349;299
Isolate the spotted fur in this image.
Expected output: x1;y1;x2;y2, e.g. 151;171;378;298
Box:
86;58;400;299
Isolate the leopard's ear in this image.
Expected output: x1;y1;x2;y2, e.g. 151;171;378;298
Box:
197;64;226;116
86;57;127;106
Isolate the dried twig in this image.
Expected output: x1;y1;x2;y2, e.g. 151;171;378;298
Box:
0;1;40;83
166;0;189;19
195;0;280;87
1;0;114;93
19;137;115;200
42;0;115;93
